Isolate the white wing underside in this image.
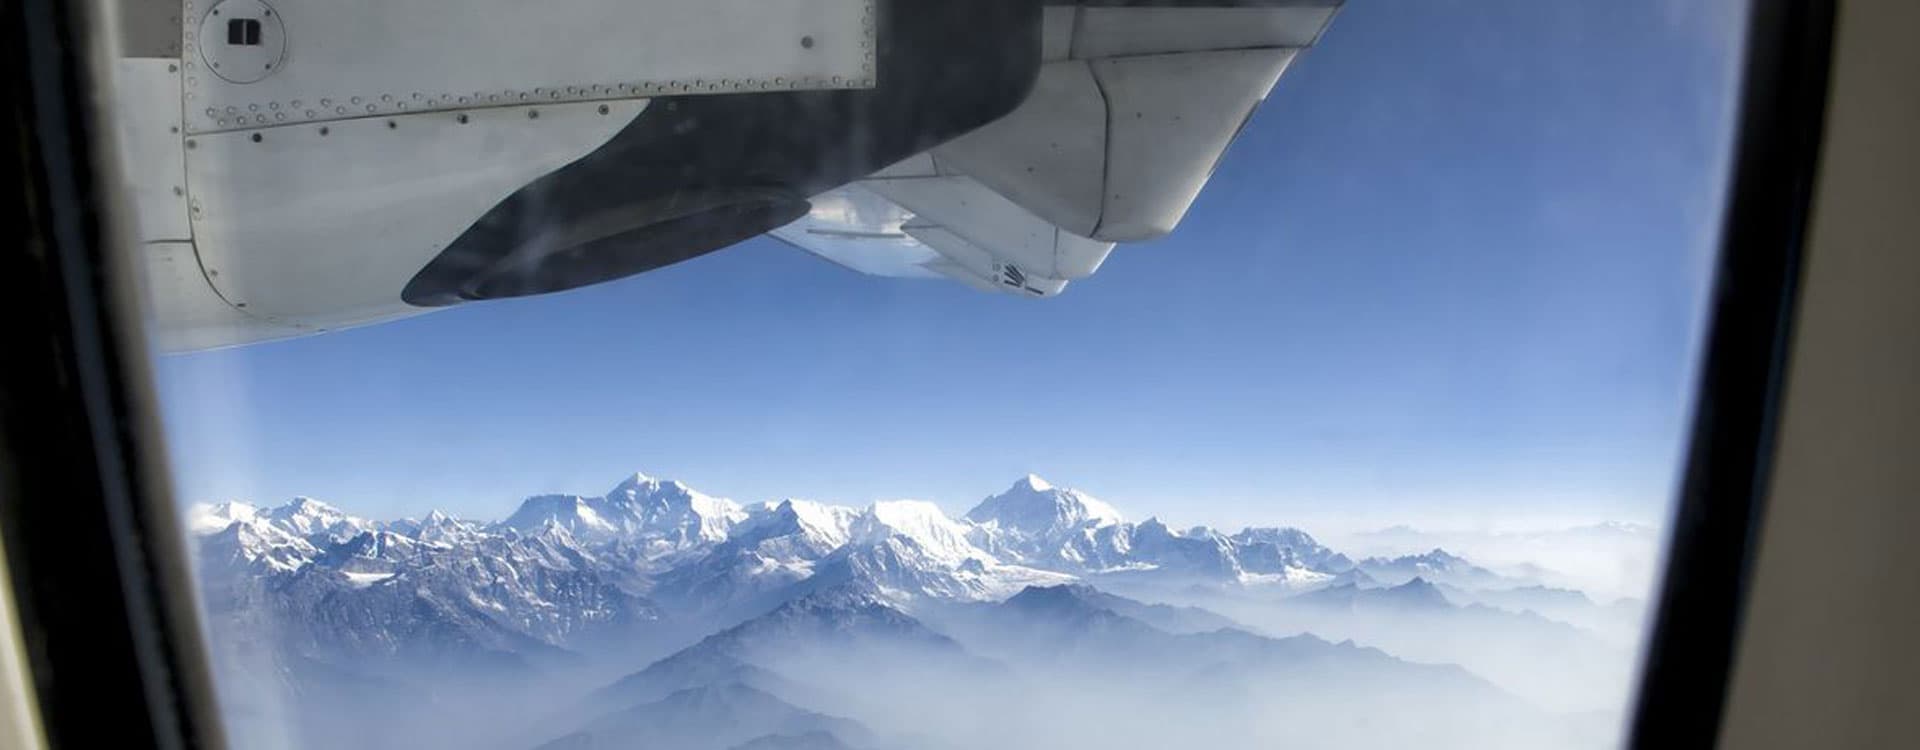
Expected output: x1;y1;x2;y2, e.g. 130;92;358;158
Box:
770;4;1337;297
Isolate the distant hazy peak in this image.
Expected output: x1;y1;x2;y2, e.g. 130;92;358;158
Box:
1381;548;1470;566
1003;583;1107;612
719;584;956;647
1570;520;1658;536
1232;526;1323;545
1381;577;1453;606
1009;582;1099;599
781;584;892;613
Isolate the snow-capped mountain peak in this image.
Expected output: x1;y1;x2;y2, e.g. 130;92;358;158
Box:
606;473;731;515
614;470;657;487
262;496;370;545
492;473;746;562
412;509;480;546
608;472;679;504
851;500;987;565
764;499;859;548
187;500;260;535
601;472;747;544
965;475;1124;536
961;478;1139;572
500;494;615;537
1230;526;1355;577
197;514;318;575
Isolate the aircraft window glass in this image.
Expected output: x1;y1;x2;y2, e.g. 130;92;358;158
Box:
94;1;1751;748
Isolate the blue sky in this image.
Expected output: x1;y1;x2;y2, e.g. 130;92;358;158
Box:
152;0;1747;531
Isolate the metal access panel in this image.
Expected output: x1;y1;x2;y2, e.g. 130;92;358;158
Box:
181;0;877;133
184;99;645;331
110;59;191;243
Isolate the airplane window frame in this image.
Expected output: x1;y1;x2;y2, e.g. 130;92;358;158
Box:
1626;0;1836;744
0;0;1838;747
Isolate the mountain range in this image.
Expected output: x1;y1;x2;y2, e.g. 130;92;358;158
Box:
187;471;1635;750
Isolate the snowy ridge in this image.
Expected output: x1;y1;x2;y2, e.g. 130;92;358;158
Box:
184;470;1561;675
187;470;1644;750
492;474;747;566
965;474;1124;536
744;499;860;550
262;496;370;545
852;499;990;566
186;471;1473;614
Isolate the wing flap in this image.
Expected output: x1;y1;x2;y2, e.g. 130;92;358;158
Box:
1090;47;1298;240
767;185;943;279
1071;6;1335;58
773;3;1340;296
935;6;1319;243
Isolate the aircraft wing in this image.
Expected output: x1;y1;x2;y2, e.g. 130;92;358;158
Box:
770;3;1337;297
105;0;1341;351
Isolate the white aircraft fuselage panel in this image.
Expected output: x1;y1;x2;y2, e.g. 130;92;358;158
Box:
181;0;877;134
140;241;296;351
185;99;647;332
111;59;191;244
